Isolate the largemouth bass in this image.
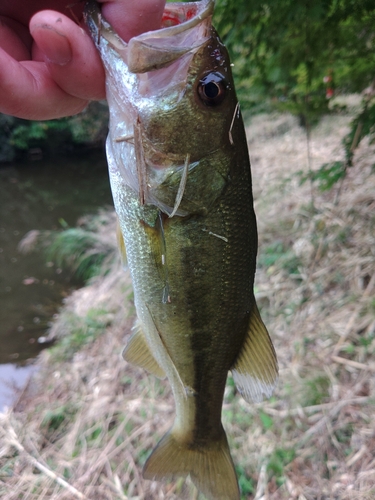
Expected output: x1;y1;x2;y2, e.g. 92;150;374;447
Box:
85;1;278;498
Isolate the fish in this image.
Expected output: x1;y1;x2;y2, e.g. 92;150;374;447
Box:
84;1;278;499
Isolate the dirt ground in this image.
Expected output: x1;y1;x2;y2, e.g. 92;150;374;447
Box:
1;110;374;499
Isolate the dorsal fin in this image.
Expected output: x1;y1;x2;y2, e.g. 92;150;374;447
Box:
231;302;278;403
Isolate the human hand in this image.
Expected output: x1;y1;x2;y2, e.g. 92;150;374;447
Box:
0;0;166;120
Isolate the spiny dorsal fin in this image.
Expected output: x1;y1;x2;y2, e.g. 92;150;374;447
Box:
122;322;166;379
143;427;240;500
231;301;278;404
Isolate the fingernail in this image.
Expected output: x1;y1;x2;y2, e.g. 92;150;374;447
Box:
32;24;72;65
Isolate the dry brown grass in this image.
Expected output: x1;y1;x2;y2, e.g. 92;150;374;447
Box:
247;111;375;499
1;111;374;499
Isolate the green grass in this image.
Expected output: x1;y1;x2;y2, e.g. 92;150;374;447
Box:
267;447;296;486
49;307;113;361
236;464;255;497
258;241;303;277
301;374;331;407
46;227;114;281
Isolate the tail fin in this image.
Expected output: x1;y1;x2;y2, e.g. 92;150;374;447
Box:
143;429;240;500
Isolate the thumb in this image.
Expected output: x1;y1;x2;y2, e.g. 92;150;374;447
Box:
99;0;165;43
30;10;105;101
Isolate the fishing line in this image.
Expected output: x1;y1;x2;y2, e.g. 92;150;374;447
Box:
169;153;191;218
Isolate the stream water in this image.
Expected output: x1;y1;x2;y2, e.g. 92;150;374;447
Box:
0;150;113;409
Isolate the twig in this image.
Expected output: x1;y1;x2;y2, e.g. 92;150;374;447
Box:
4;419;88;500
331;355;375;372
358;468;375;480
334;78;375;204
100;474;128;500
254;462;268;500
300;396;370;444
346;445;368;467
333;272;375;354
334;120;363;204
263;396;370;419
113;474;128;500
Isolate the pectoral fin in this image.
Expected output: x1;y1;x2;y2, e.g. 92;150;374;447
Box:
116;219;127;266
122;322;166;379
231;302;278;403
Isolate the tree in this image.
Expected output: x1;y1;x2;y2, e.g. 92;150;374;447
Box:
214;0;375;120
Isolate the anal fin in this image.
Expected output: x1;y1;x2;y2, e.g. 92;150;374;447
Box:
231;301;278;403
122;322;166;379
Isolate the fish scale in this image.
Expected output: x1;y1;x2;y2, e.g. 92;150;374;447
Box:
85;1;278;499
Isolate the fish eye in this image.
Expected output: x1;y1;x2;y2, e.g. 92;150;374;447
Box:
197;72;227;106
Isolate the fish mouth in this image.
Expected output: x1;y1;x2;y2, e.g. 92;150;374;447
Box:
85;0;214;73
84;0;216;214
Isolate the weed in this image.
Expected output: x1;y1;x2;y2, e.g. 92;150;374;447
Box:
267;447;296;486
63;467;72;480
342;344;356;355
334;423;353;445
359;335;374;348
258;241;289;268
259;410;274;431
224;376;237;403
41;407;67;431
302;374;331;406
88;427;103;443
41;404;78;440
137;447;152;467
46;227;115;281
49;308;112;361
236;464;255;497
259;241;303;279
300;161;347;191
19;211;118;282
